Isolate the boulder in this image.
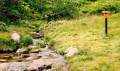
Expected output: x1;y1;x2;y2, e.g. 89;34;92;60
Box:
11;32;21;43
16;48;28;54
65;47;79;57
27;59;52;71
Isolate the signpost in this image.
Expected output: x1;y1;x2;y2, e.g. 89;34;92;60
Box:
102;11;110;37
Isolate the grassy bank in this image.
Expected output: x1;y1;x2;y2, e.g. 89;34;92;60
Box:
0;25;33;51
46;13;120;71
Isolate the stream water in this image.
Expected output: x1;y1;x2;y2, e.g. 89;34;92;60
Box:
0;46;68;71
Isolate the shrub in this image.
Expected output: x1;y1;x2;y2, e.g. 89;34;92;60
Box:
36;42;44;48
0;36;17;51
0;37;12;45
82;0;120;15
21;36;33;46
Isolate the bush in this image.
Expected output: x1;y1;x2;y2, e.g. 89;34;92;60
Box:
0;35;17;51
21;36;33;46
36;42;44;48
81;0;120;15
0;37;12;45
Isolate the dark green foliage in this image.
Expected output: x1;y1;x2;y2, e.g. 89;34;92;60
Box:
0;0;79;22
0;0;120;22
0;22;8;32
21;36;33;46
0;25;7;32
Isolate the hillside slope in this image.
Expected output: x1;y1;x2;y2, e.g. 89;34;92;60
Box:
46;13;120;71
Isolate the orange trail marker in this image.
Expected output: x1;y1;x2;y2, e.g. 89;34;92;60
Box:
102;11;110;37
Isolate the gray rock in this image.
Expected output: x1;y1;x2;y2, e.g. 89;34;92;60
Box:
0;63;8;71
27;59;52;71
11;32;21;43
50;57;68;71
7;62;28;71
65;47;79;57
16;48;28;54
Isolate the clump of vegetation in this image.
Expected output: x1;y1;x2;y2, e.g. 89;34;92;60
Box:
0;37;11;45
21;36;33;46
36;42;45;48
48;39;56;49
0;0;79;22
0;25;8;32
44;35;51;42
33;28;40;33
0;21;8;32
0;34;17;51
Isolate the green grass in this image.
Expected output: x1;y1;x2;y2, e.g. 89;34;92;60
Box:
0;25;34;51
46;13;120;71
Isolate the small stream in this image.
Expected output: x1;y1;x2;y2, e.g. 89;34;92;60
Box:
0;53;15;64
0;39;68;71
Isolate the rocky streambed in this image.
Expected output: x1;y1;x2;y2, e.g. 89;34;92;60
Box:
0;39;68;71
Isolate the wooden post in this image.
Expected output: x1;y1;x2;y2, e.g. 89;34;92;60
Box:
102;11;110;37
105;18;108;37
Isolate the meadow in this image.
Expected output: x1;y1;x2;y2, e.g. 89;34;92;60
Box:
46;13;120;71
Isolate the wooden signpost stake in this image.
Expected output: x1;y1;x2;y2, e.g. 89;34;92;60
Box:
102;11;110;37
